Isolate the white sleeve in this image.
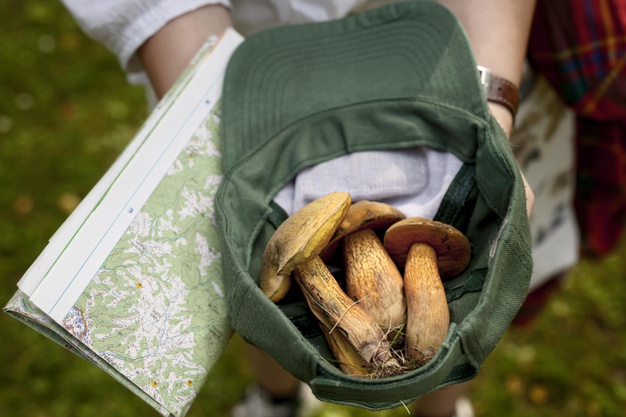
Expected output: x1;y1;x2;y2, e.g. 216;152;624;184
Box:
61;0;231;75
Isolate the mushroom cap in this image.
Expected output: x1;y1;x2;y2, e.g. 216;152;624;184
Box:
260;191;351;301
383;217;471;279
321;200;405;261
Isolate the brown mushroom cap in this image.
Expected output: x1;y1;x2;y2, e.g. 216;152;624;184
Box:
384;217;471;279
321;200;405;261
260;191;351;302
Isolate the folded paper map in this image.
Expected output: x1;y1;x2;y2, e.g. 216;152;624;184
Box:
4;28;244;417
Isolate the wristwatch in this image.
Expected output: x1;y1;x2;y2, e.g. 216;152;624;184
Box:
477;65;520;118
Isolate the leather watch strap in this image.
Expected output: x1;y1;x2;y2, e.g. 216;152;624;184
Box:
477;66;520;118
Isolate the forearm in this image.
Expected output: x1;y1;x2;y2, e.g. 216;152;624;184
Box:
437;0;537;134
138;4;233;98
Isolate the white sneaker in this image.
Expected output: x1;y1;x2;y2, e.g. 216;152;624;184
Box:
231;385;299;417
297;383;323;417
230;383;322;417
454;396;475;417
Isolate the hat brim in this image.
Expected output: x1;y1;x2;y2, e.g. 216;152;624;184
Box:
216;0;531;409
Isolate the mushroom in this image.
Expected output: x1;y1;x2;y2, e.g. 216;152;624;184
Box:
260;191;351;302
383;217;471;365
260;192;400;374
323;200;407;341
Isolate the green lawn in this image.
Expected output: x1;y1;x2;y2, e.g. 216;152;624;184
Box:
1;2;625;416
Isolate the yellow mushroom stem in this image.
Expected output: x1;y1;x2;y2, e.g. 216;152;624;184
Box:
302;290;369;377
404;243;450;364
343;229;406;339
293;256;399;372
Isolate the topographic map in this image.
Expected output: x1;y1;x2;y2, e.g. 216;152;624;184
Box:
5;30;243;417
71;108;228;416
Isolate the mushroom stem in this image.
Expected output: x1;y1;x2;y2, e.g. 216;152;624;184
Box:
404;243;450;364
294;256;399;371
343;229;406;340
301;290;370;377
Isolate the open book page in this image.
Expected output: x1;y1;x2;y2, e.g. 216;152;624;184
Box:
4;28;244;417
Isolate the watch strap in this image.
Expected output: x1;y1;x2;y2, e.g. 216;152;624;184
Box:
477;66;520;118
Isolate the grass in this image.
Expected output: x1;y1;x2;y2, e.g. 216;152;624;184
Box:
1;1;626;416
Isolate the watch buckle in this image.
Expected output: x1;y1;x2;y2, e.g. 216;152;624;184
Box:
477;65;491;95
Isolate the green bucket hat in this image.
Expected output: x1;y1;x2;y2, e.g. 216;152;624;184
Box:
215;1;532;410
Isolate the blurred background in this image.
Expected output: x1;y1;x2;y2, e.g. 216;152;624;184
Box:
1;1;626;416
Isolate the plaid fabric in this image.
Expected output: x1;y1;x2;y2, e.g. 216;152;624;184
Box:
575;119;626;256
529;0;626;257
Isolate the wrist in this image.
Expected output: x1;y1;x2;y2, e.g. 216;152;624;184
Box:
488;103;514;136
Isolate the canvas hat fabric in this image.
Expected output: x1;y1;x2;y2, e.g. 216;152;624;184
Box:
215;1;532;409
